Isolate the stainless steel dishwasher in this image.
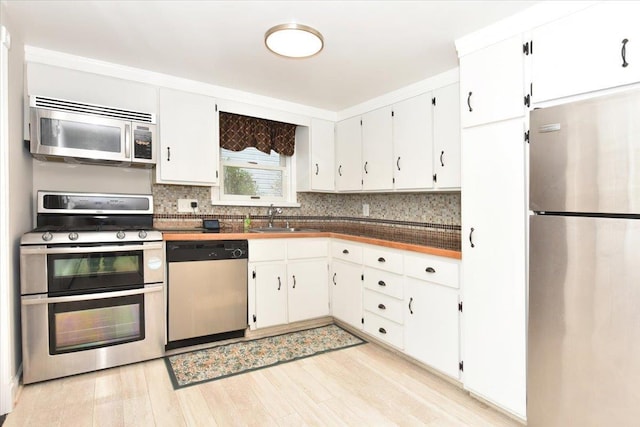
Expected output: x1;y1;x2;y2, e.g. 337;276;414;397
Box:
166;240;248;349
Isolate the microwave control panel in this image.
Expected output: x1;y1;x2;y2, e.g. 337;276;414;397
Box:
133;125;154;160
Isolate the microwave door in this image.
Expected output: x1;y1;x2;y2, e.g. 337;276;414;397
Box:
31;108;129;163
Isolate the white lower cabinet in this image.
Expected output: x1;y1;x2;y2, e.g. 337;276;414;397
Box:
249;238;329;329
288;260;330;323
254;263;288;328
330;259;363;330
405;278;460;379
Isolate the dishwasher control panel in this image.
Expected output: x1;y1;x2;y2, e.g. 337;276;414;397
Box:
166;240;248;262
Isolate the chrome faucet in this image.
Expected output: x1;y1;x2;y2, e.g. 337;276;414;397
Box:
267;204;282;228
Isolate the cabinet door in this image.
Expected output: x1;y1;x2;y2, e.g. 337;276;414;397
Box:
288;260;329;323
157;88;219;185
532;2;640;103
362;106;393;190
254;263;288;329
331;260;363;329
432;83;461;189
335;116;362;191
461;119;527;418
460;35;525;128
405;278;460;379
310;119;335;191
392;94;433;190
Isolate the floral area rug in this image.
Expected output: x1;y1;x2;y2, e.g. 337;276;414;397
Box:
165;324;365;389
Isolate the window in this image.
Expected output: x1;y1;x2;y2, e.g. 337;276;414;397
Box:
218;147;294;204
214;111;299;206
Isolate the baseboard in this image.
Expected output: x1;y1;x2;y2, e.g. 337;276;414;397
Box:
1;413;6;425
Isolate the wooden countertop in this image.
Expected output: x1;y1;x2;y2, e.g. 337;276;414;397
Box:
161;229;461;260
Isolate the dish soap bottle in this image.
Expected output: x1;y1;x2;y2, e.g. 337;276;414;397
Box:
243;214;251;232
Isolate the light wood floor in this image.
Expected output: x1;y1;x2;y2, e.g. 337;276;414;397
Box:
4;343;521;427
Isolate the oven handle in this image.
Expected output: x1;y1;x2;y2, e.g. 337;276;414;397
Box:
20;242;164;255
21;283;163;305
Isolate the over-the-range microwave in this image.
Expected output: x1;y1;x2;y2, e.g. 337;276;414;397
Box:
29;96;157;168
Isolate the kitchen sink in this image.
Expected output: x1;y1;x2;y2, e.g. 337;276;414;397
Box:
250;227;320;233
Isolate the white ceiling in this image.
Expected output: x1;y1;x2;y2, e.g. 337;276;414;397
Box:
3;0;537;111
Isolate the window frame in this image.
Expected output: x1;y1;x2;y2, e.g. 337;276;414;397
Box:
212;148;299;207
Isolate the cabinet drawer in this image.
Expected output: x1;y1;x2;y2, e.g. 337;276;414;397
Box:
363;312;403;349
363;268;403;299
404;254;459;289
332;241;363;263
249;239;286;262
288;238;328;260
363;290;403;324
363;246;403;274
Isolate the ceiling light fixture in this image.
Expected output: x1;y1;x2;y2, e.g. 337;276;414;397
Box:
265;23;324;58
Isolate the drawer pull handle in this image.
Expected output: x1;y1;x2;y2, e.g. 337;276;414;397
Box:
377;303;386;310
342;249;349;254
409;297;414;314
378;327;387;334
377;257;386;263
292;275;296;289
277;276;281;291
332;273;337;285
378;280;386;287
425;267;436;273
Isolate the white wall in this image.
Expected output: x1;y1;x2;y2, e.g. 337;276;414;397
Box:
0;1;31;415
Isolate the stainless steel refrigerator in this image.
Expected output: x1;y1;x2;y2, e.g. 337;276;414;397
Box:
528;90;640;426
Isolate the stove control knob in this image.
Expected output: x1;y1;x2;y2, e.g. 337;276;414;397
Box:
68;232;79;241
138;230;148;239
42;232;53;242
116;231;126;240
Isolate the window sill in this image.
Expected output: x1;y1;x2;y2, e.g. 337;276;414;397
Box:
210;200;301;208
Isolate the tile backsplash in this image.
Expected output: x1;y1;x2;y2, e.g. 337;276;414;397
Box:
152;184;460;225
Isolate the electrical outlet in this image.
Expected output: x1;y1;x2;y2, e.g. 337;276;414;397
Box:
362;203;370;217
177;198;198;213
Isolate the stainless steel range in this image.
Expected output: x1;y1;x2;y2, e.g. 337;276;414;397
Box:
20;191;165;384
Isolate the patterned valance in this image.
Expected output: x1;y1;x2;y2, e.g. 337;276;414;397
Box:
219;112;296;156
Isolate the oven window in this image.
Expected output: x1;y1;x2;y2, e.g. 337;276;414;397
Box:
49;293;145;354
48;250;144;295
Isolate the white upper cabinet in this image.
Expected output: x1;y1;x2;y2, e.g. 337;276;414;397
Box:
432;83;461;189
460;35;525;128
335;116;363;191
310;119;335;191
157;88;219;185
362;106;394;191
296;119;335;192
531;2;640;103
392;93;434;190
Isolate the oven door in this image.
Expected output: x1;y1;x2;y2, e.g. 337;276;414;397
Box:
20;241;165;295
21;284;165;384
